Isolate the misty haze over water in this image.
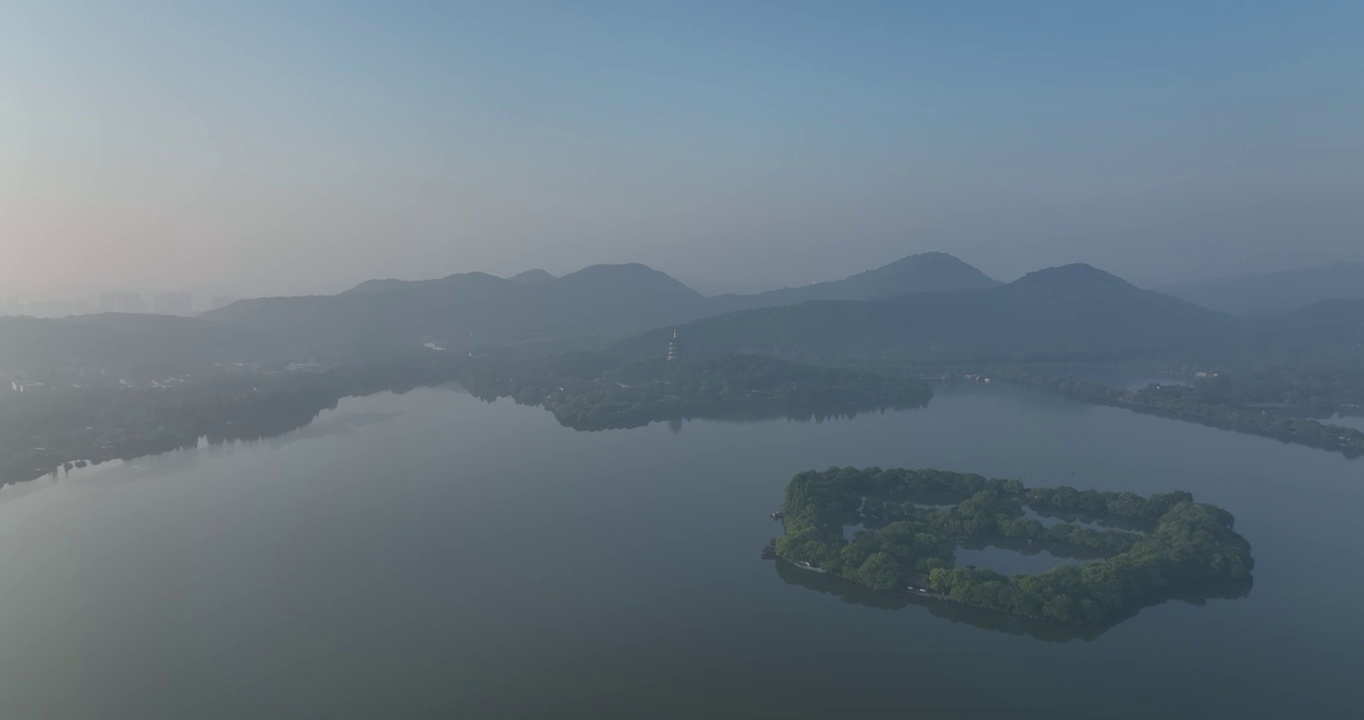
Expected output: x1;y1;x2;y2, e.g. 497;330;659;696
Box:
1;384;1359;718
3;2;1364;718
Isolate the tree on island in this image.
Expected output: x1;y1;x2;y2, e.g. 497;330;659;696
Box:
774;467;1254;625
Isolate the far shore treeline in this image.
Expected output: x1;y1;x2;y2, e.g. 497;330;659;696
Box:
3;252;1363;483
0;353;930;486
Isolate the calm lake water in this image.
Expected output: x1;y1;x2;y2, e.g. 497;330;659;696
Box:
0;383;1360;718
1328;413;1364;432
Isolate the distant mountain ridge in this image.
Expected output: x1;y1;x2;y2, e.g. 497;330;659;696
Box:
198;252;1000;358
714;251;999;309
7;254;1362;378
1161;261;1364;318
1249;297;1364;352
200;263;701;359
509;269;556;284
614;264;1240;364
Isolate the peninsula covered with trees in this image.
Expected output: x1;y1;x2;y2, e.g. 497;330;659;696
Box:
995;367;1364;457
461;352;932;430
0;353;930;486
0;357;474;487
775;467;1254;625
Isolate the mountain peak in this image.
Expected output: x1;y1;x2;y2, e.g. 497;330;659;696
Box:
864;252;999;286
742;251;998;306
568;262;662;276
555;263;703;299
509;269;556;284
342;278;409;295
1162;260;1364;317
1002;264;1148;303
884;251;964;266
1013;263;1129;285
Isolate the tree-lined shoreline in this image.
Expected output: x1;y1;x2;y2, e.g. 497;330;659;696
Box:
775;467;1254;625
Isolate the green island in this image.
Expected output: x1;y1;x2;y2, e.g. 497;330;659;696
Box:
775;467;1254;625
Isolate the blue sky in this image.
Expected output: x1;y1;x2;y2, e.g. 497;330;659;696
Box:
3;1;1361;299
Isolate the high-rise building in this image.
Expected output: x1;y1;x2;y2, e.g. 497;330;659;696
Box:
47;299;73;317
76;299;94;315
153;291;194;316
28;301;48;317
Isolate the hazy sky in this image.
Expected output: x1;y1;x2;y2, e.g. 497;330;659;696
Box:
3;1;1362;300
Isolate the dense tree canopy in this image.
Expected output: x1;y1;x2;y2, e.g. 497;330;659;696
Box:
1;353;930;485
996;368;1364;457
460;353;932;431
775;467;1254;625
0;356;472;485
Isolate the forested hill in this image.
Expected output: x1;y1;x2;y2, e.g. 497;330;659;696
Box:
614;264;1241;365
202;264;708;358
1162;261;1364;318
712;251;999;309
1248;298;1364;358
0;253;996;377
198;253;998;359
508;269;556;284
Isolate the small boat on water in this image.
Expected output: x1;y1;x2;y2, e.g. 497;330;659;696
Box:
794;560;826;574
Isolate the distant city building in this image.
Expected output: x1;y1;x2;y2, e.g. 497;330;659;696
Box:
0;298;90;317
153;291;194;316
99;292;147;314
76;298;94;315
211;296;238;310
